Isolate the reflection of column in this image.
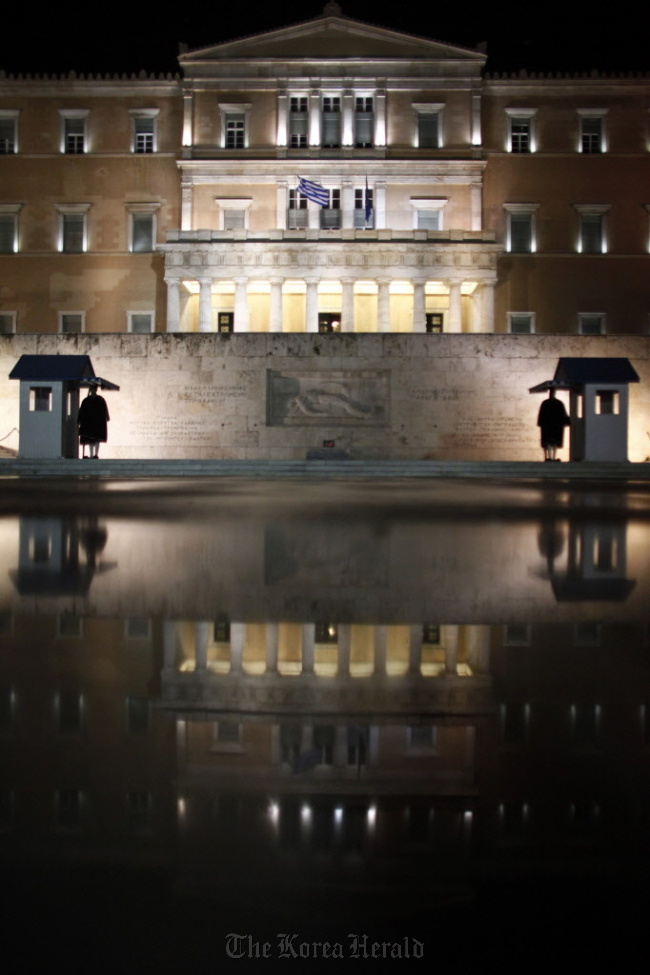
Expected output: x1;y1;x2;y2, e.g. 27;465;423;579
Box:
409;624;422;676
374;626;386;676
377;278;390;333
338;625;350;677
269;278;284;332
412;280;426;333
341;278;354;333
163;621;177;671
266;624;278;675
466;625;490;673
198;278;212;332
230;622;244;674
301;723;313;752
234;278;249;333
165;278;181;333
195;621;210;671
448;281;462;333
341;180;354;229
444;625;458;675
305;278;319;333
302;624;315;675
334;725;347;767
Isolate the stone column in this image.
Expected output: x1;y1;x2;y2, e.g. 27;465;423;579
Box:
182;89;193;148
412;280;426;333
342;89;354;146
230;622;245;674
341;278;355;333
269;277;284;332
302;624;315;676
309;88;321;147
374;181;386;229
265;624;278;675
165;278;181;333
198;278;213;332
375;89;387;146
307;201;320;231
466;625;490;673
277;91;288;147
481;280;495;333
341;179;354;229
471;182;482;232
181;182;192;231
233;277;249;333
305;278;319;333
276;181;288;230
194;621;210;672
448;280;463;333
377;278;391;333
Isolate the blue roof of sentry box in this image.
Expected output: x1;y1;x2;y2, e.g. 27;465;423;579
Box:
554;358;640;384
9;355;96;381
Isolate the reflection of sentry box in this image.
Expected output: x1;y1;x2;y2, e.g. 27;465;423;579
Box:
9;355;119;459
531;357;640;462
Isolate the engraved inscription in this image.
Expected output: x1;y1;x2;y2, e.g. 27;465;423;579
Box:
268;370;389;427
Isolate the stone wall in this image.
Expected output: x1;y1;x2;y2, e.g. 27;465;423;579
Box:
0;333;648;461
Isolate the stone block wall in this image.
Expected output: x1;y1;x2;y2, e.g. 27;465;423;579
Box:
0;333;648;461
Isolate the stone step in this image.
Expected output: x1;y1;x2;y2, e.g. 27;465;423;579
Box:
0;459;648;480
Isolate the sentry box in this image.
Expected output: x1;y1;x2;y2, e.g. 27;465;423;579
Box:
530;357;639;462
9;355;119;459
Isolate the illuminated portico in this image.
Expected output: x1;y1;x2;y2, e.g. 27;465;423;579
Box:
161;230;499;333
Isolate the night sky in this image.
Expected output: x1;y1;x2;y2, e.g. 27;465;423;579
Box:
3;1;649;76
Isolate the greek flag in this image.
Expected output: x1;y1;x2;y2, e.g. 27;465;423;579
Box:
298;177;329;207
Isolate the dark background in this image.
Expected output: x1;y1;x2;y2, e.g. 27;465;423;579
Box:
3;1;649;76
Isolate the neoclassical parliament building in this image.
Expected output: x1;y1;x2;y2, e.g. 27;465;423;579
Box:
1;6;649;339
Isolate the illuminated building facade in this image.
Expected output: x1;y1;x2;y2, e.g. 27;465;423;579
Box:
1;8;649;338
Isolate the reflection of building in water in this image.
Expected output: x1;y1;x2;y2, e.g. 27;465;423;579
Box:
9;516;114;596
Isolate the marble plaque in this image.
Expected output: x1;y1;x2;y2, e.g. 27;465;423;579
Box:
267;369;389;427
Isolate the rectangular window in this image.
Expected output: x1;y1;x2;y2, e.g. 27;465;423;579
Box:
580;115;604;153
507;211;534;253
128;312;153;334
223;209;246;230
510;117;531;153
225;114;245;149
579;313;605;335
0;115;17;154
0;313;16;334
61;213;85;253
580;213;604;253
29;387;52;412
354;187;374;228
59;313;83;334
0;214;16;254
64;116;85;154
509;312;535;334
418;113;440;149
320;189;341;229
288;188;308;228
289;96;308;148
133;116;155;153
131;212;154;252
354;96;374;148
416;209;441;231
322;96;341;147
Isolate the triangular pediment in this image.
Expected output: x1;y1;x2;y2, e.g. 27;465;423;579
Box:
180;13;484;64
